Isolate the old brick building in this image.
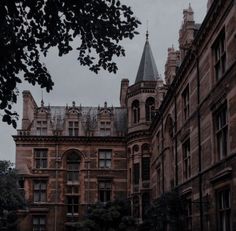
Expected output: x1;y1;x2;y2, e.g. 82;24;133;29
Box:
15;1;236;230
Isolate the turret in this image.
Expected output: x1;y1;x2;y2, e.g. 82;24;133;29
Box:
165;46;180;86
179;4;195;61
126;32;163;133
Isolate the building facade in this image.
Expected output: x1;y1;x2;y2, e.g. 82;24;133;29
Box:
15;1;236;230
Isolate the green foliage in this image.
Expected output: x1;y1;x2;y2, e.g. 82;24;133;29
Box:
0;0;140;127
142;191;185;231
73;200;136;231
0;161;25;230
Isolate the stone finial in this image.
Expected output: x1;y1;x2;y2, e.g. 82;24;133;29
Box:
72;101;75;107
104;101;107;108
41;99;44;107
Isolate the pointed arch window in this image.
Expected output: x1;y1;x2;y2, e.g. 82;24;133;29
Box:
145;97;155;122
132;100;140;124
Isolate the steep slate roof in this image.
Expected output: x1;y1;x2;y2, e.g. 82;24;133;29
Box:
49;106;127;133
135;34;160;83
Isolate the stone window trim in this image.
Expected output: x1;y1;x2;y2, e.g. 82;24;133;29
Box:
133;163;140;185
98;180;112;203
33;180;47;203
66;185;79;195
66;153;80;184
213;103;228;160
182;84;190;121
182;192;192;231
36;120;47;136
34;149;48;169
100;120;111;136
142;157;150;181
215;187;231;231
98;149;112;169
132;100;140;124
32;215;47;231
66;195;79;216
68;121;79;136
212;29;226;81
145;97;155;122
182;138;191;180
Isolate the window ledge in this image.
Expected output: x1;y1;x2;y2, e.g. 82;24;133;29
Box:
210;167;232;184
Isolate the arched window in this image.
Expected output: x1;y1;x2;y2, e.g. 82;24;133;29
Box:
145;97;155;121
67;152;80;184
132;100;140;124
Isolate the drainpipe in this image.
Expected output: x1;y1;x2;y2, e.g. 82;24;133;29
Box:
174;94;178;186
196;50;203;231
161;117;165;193
87;140;91;210
54;136;59;231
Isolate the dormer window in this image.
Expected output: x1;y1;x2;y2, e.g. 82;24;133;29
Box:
68;121;79;136
100;121;111;136
36;121;47;136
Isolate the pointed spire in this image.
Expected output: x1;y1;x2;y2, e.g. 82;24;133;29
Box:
135;33;160;84
146;20;149;41
41;90;44;107
146;30;149;41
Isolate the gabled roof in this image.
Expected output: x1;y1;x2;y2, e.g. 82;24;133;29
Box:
135;33;160;83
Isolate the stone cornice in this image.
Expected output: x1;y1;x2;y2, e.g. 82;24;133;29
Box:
13;135;126;143
127;129;151;142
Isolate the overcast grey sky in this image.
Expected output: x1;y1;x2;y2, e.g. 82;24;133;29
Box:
0;0;207;162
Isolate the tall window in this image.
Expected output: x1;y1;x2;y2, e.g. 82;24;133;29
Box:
217;188;231;231
215;105;228;160
34;181;47;202
133;196;140;218
183;139;191;180
133;163;140;185
213;32;226;81
100;121;111;136
156;165;161;196
33;216;46;231
67;153;80;184
156;132;161;155
142;157;150;181
66;185;79;194
182;85;190;120
36;121;47;135
132;100;140;124
145;97;155;121
67;196;79;216
99;150;112;168
184;198;192;231
99;181;112;202
68;121;79;136
34;149;47;169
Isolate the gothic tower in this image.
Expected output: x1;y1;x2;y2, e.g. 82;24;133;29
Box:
120;32;164;221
